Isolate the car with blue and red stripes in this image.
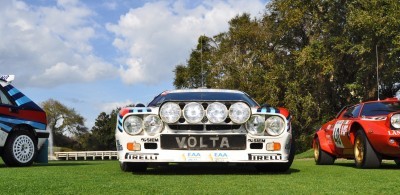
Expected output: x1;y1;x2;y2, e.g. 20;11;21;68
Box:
0;75;49;166
115;89;294;172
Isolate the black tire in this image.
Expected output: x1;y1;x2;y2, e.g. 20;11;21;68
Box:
255;137;295;172
120;162;148;172
354;130;381;169
314;137;335;165
2;130;37;167
394;159;400;167
120;162;134;172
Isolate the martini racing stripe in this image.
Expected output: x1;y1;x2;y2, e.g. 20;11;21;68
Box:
15;96;31;106
0;116;46;130
257;107;280;114
7;87;19;96
128;108;152;113
117;115;123;132
4;85;43;111
0;123;12;131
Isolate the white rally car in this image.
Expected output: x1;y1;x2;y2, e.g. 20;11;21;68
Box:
115;89;294;172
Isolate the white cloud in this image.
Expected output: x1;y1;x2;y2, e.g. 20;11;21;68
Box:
0;0;266;88
100;100;134;113
106;0;266;85
0;0;117;87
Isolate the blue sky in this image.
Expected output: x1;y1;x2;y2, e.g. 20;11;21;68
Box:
0;0;268;128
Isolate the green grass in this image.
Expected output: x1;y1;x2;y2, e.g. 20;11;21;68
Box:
0;158;398;194
295;149;314;159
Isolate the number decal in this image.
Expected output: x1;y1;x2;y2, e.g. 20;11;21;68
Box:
333;121;345;148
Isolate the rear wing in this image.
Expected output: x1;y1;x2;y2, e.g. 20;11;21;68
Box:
0;75;15;84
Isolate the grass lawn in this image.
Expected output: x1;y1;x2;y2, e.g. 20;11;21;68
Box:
0;158;398;194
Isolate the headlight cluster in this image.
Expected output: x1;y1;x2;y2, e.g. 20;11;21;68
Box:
391;114;400;129
159;102;251;124
246;115;286;136
123;115;163;136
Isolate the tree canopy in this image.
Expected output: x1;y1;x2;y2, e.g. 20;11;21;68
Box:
41;99;88;148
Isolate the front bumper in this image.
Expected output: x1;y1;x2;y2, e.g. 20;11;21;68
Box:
116;133;293;163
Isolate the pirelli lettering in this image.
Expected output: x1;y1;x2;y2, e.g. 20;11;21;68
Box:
248;154;282;161
125;153;159;160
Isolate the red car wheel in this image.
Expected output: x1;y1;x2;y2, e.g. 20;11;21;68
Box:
314;137;335;165
354;130;381;168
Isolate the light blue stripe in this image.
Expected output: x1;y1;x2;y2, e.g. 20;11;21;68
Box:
261;107;267;113
270;108;276;113
0;123;12;132
118;117;123;124
129;108;150;113
15;96;31;106
8;88;19;96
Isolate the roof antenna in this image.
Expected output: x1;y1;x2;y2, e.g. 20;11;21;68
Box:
201;35;204;88
376;44;380;101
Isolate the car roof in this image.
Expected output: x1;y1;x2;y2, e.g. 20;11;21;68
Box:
0;75;15;86
362;98;399;104
164;88;245;94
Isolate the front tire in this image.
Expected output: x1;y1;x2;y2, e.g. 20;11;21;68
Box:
314;137;335;165
354;130;381;168
120;162;133;172
394;159;400;167
2;130;37;167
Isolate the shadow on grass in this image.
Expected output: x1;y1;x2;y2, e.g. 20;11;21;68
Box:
135;163;300;175
333;160;400;170
0;161;100;168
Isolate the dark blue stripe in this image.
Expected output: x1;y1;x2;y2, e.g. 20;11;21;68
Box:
10;92;25;100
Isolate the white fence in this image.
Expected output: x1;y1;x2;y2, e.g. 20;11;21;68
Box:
54;151;118;160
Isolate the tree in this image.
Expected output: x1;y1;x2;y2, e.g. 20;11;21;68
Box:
89;109;120;150
41;99;88;148
174;35;215;89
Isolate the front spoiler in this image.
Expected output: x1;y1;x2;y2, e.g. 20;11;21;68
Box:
118;146;291;163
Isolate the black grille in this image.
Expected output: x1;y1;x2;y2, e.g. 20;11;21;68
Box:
168;124;241;131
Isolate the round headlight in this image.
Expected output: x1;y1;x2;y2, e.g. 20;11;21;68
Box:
183;102;205;123
391;114;400;129
265;116;285;136
160;102;181;123
229;102;251;124
123;115;143;135
206;102;228;123
144;115;163;136
246;115;265;135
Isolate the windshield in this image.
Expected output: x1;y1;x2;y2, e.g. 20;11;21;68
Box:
361;101;400;116
148;92;259;107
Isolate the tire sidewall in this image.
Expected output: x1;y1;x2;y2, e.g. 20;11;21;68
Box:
3;130;37;167
354;129;381;168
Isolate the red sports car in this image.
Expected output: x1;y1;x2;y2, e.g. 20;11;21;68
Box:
313;98;400;168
